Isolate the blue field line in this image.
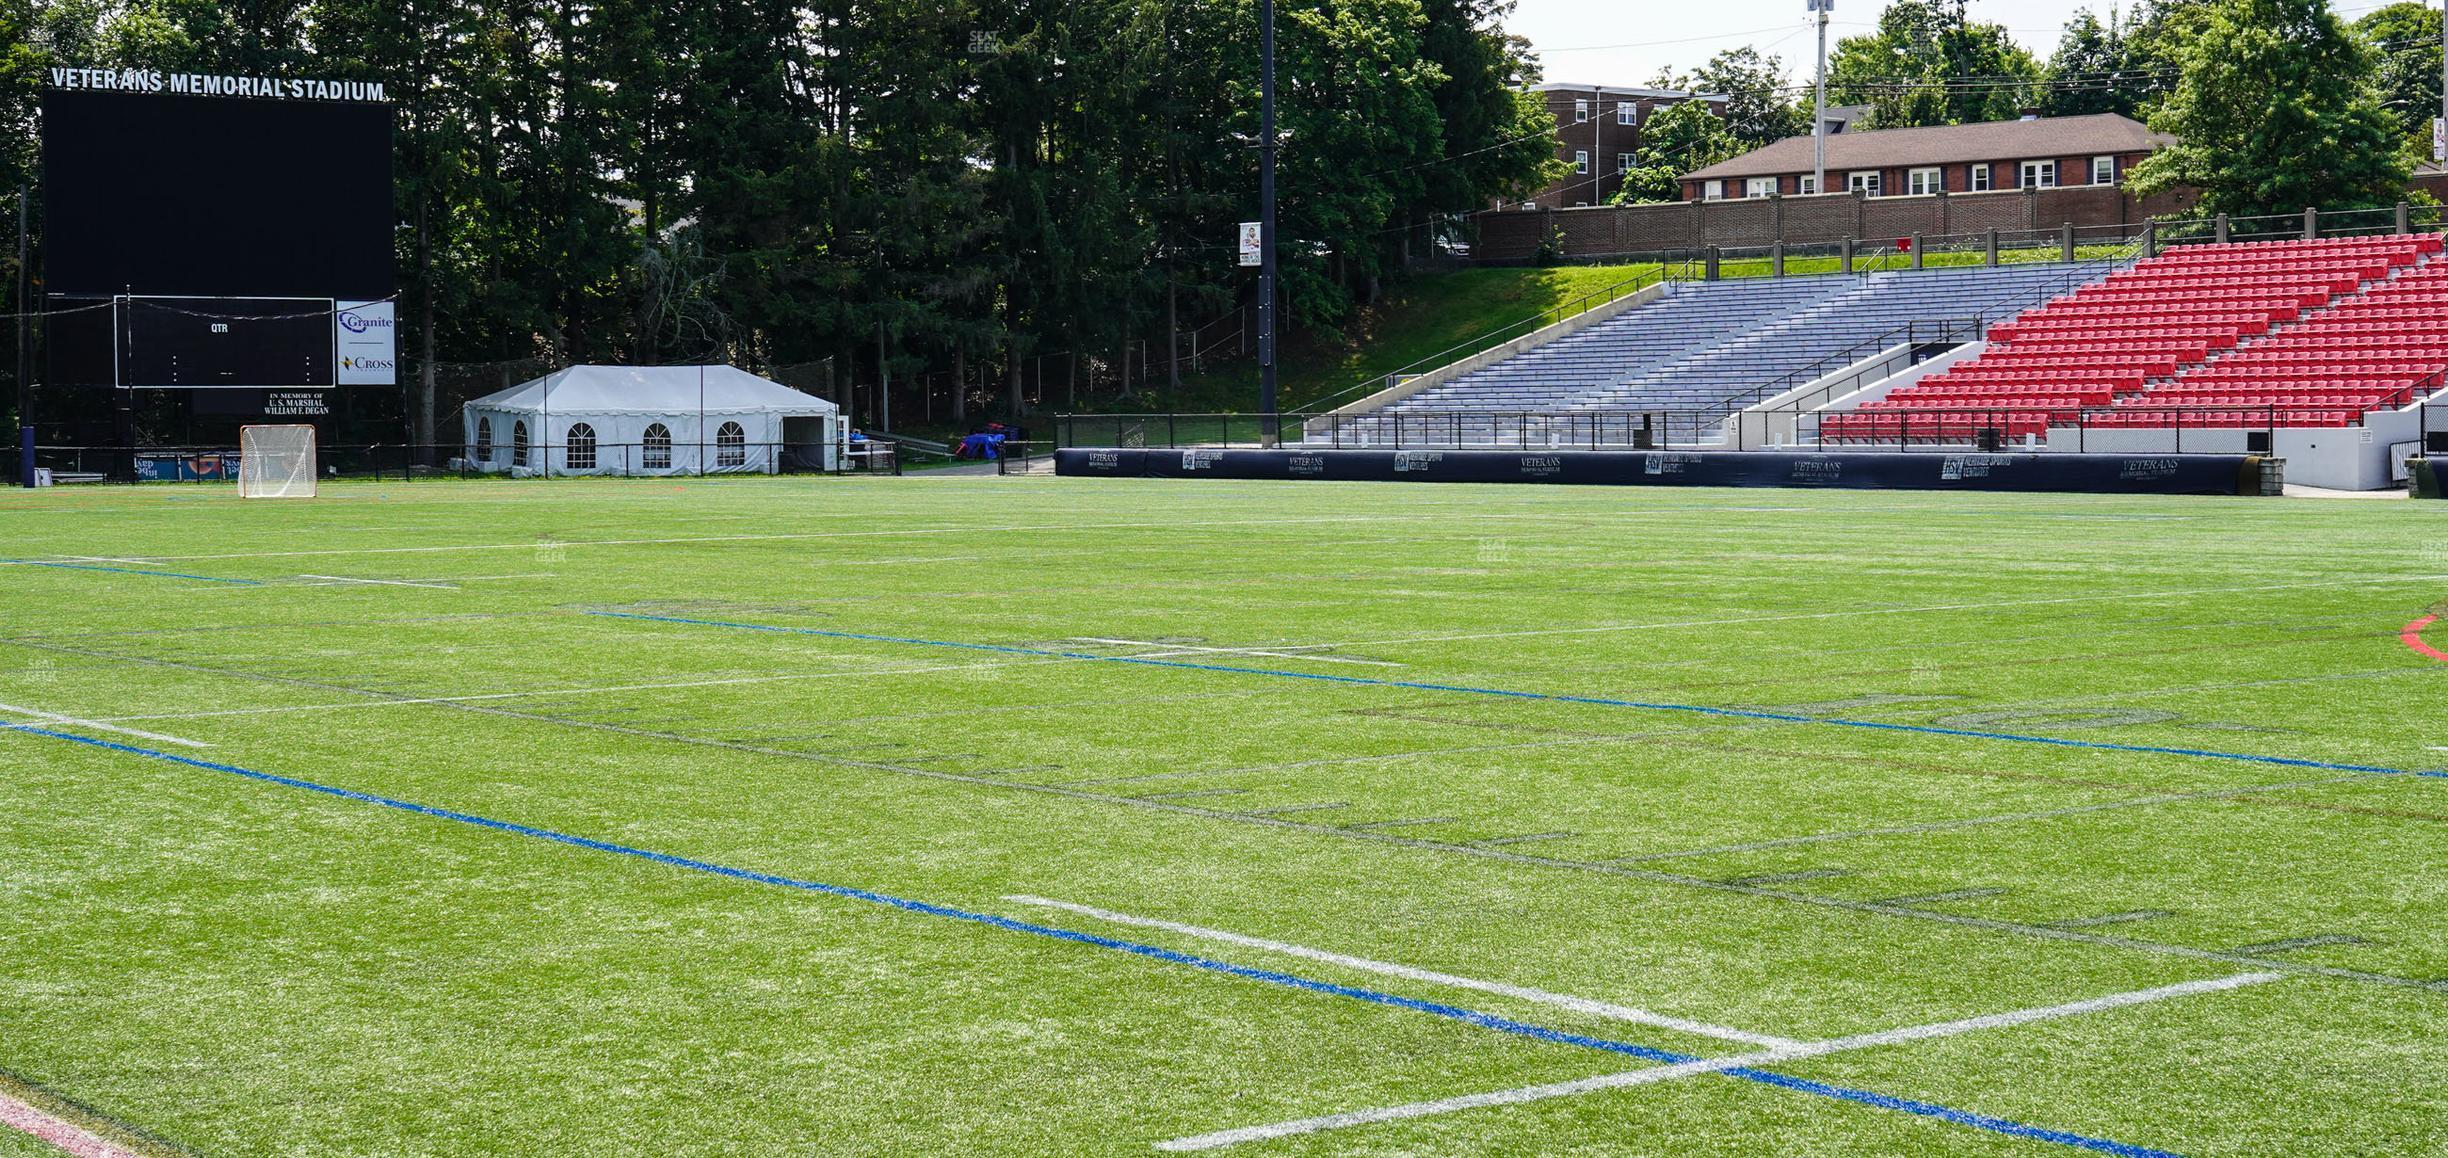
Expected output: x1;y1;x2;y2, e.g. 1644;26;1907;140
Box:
1;558;262;585
0;720;2174;1158
583;611;2442;781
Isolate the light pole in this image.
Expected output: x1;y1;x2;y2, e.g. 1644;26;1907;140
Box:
1810;0;1833;196
1258;0;1280;438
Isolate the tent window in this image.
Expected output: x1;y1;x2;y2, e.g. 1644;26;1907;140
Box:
566;422;596;470
475;417;492;462
716;421;747;468
642;423;672;469
512;421;529;467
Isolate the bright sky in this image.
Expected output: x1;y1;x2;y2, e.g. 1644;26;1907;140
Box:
1509;0;2416;88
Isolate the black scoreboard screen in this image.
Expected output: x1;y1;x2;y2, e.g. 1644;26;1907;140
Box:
40;80;395;389
41;87;394;299
119;297;336;388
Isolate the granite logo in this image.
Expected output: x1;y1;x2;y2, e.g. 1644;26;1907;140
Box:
1181;449;1223;470
1394;451;1444;472
335;301;397;385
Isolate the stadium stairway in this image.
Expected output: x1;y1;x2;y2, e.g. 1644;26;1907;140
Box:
1821;234;2448;444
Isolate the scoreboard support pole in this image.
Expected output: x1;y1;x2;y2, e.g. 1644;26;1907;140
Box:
14;187;31;488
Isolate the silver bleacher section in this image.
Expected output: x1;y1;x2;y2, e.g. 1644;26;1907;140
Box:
1574;263;2116;413
1320;262;2120;448
1384;278;1846;415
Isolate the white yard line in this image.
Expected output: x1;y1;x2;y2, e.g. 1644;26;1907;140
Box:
0;1090;145;1158
1157;972;2281;1150
88;655;1101;724
39;514;1506;564
1003;895;1798;1049
1069;638;1405;668
296;574;461;590
1315;574;2448;650
0;701;211;749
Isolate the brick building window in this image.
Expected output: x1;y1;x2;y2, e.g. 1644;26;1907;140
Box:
2020;160;2057;189
1971;164;1993;192
1908;167;1942;196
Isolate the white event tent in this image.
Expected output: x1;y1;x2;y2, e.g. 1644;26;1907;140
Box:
460;365;841;476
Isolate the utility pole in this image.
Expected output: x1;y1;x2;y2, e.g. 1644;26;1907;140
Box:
1811;0;1833;196
1258;0;1280;438
15;188;30;488
1593;86;1604;205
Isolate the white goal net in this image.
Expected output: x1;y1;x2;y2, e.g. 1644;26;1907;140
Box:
238;425;318;499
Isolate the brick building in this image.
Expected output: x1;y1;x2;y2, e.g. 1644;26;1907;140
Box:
1679;113;2171;203
1518;82;1727;209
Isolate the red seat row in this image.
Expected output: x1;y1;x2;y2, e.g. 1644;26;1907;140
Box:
1815;235;2447;442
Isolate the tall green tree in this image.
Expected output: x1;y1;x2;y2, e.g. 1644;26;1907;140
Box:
2042;8;2154;118
1829;0;2043;128
2130;0;2410;216
11;0;1560;421
2355;2;2444;146
1610;99;1738;205
1684;47;1807;147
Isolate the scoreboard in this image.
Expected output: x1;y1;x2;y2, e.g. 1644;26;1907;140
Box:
41;75;396;389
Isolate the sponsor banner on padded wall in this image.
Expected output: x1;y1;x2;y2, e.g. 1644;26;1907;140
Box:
336;300;396;385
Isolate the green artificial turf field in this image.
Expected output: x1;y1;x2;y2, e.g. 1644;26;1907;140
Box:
2;475;2444;1156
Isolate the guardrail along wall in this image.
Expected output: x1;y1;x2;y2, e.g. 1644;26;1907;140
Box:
1475;185;2197;264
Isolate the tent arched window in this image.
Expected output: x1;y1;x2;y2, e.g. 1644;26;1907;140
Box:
474;417;493;462
716;421;746;468
641;423;673;469
512;421;530;467
567;422;597;470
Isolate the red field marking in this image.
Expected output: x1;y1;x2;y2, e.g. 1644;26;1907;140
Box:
2405;615;2448;664
0;1092;143;1158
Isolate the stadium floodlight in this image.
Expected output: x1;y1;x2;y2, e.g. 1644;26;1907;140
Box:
238;424;318;498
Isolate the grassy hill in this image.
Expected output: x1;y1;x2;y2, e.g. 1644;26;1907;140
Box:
1127;262;1671;416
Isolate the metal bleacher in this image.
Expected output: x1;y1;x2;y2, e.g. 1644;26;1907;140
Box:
1573;262;2117;414
1329;261;2124;449
1382;277;1849;415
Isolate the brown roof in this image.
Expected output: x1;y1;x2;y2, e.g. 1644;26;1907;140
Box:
1683;113;2173;181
